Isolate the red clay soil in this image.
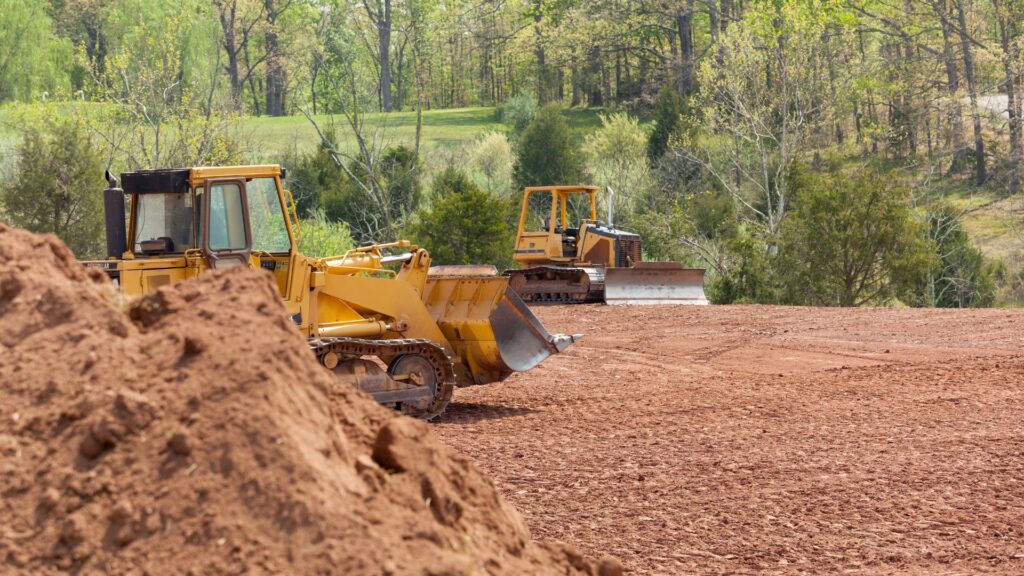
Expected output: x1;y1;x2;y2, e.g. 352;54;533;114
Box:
0;225;618;575
435;304;1024;575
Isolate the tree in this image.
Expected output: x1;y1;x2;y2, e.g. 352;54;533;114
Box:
363;0;394;112
0;0;71;103
405;167;514;268
514;104;583;188
680;3;831;238
647;86;685;162
583;112;651;219
776;171;933;306
214;0;265;111
2;119;105;258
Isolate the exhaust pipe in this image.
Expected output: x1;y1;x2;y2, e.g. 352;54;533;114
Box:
103;171;127;261
606;186;615;228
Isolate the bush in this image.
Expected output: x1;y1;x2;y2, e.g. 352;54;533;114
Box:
775;171;933;306
287;140;420;244
465;131;514;197
284;134;350;218
405;167;514;269
513;104;583;188
903;202;995;307
297;209;355;258
2;118;104;258
498;92;538;135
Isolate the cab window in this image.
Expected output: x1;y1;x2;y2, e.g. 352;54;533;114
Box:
207;182;247;251
247;178;291;253
133;192;195;253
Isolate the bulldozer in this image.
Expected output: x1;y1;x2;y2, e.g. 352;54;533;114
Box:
505;185;708;305
82;165;579;419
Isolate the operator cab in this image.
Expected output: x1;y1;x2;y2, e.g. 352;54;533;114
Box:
117;166;297;295
516;186;599;262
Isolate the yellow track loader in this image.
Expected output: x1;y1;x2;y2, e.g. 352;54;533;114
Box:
83;165;579;419
506;186;708;305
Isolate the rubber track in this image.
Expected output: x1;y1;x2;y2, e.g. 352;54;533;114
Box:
309;337;456;420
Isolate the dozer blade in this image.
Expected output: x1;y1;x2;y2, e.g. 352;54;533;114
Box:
604;262;709;305
423;275;581;385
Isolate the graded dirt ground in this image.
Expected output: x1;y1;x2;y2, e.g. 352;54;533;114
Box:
434;304;1024;575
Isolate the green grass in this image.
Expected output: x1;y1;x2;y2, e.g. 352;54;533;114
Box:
0;103;606;165
241;107;509;160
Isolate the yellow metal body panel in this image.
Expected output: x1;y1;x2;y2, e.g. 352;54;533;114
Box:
513;186;615;268
422;276;512;385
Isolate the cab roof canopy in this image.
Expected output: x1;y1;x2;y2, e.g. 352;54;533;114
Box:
119;165;285;194
120;169;190;195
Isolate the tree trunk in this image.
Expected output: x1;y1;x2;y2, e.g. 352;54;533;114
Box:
264;0;286;116
954;0;986;184
995;1;1022;193
676;2;695;96
533;2;549;103
937;0;967;171
379;0;393;112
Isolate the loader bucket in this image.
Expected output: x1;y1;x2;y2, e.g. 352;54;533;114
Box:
423;275;581;386
604;262;709;305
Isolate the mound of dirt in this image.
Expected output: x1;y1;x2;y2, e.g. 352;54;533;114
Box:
0;225;618;575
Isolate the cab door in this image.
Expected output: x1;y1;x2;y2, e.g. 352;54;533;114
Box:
201;179;253;270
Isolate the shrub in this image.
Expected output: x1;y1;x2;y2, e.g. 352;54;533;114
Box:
2;118;104;258
465;131;514;197
498;92;538;134
647;86;685;162
513;104;583;188
405;167;514;269
284;133;350;218
775;171;934;306
297;209;355;257
903;202;995;307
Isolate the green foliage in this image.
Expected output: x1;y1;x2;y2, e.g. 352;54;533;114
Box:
583;112;650;219
0;0;72;103
405;166;514;268
297;209;355;258
284;135;349;218
775;171;934;306
331;144;421;244
514;104;583;188
647;86;685;162
465;131;514;196
706;227;776;305
904;202;995;308
498;92;538;135
1;118;104;258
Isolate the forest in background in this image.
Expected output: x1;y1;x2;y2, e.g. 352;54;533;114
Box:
1;0;1023;306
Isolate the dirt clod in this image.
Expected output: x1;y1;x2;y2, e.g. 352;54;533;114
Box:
167;432;191;456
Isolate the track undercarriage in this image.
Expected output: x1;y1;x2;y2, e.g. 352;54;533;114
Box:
311;338;455;420
505;266;605;304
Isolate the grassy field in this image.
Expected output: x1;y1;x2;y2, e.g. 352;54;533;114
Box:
0;104;605;163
